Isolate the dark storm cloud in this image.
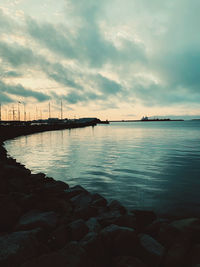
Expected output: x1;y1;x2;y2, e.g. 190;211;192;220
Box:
0;41;36;67
0;91;12;103
0;81;50;102
25;4;146;69
1;0;200;110
26;17;76;59
3;71;22;78
96;74;123;95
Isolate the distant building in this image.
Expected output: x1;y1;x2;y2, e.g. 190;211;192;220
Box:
141;116;149;121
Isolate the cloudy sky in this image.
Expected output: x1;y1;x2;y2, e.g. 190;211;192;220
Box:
0;0;200;120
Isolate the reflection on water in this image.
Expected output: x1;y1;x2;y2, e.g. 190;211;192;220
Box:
5;121;200;216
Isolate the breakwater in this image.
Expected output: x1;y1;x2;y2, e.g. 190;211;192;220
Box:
0;125;200;267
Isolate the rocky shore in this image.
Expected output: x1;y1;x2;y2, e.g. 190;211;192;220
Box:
1;126;200;267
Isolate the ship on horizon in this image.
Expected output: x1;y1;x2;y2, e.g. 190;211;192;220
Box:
141;116;184;121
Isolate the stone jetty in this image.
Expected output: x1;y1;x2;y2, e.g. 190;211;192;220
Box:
0;125;200;267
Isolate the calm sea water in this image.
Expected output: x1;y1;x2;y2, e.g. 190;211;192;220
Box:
5;121;200;216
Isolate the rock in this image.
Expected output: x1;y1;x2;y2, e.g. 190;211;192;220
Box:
48;225;69;250
16;210;58;231
73;205;98;221
2;164;30;179
86;217;101;232
68;219;89;241
138;234;165;267
97;209;123;228
108;200;127;215
91;193;107;207
21;241;91;267
64;185;88;200
81;232;105;265
70;192;93;209
145;219;168;239
186;244;200;267
0;195;22;231
134;210;157;232
39;180;69;194
69;191;99;220
163;241;191;267
170;218;200;239
158;222;180;248
113;256;147;267
100;224;138;256
113;214;136;229
0;229;41;267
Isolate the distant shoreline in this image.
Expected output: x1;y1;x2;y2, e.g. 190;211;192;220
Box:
109;119;184;122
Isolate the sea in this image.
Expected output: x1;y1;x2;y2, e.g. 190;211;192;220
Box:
5;121;200;216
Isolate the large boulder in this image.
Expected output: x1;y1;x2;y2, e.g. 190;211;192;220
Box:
80;232;105;265
0;229;41;267
21;241;91;267
68;219;89;241
134;210;157;232
47;224;69;250
170;218;200;239
0;195;22;231
16;210;58;231
100;224;138;257
86;217;101;233
163;241;191;267
64;185;88;200
112;256;147;267
138;234;165;267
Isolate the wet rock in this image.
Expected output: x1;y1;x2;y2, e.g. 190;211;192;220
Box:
113;213;137;229
48;225;69;250
108;200;127;215
70;192;93;209
68;219;89;241
170;218;200;239
64;185;88;200
97;208;123;228
163;240;191;267
16;210;58;231
112;256;147;267
86;217;101;232
158;222;181;248
0;195;22;231
0;229;40;267
21;241;90;267
73;205;98;220
81;232;105;265
186;244;200;267
39;180;69;194
145;219;168;239
100;224;138;256
138;234;165;267
91;193;107;207
2;164;30;179
134;210;157;232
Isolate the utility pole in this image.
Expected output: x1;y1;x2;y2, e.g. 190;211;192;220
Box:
61;100;63;120
36;106;38;120
17;102;21;121
12;105;16;121
23;103;26;121
48;102;51;119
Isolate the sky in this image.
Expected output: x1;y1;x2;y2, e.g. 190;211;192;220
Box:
0;0;200;120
